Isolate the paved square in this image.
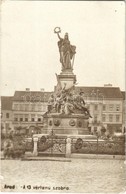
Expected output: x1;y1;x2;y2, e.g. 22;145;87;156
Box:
1;158;125;193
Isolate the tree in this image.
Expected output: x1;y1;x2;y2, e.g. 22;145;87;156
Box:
101;126;106;134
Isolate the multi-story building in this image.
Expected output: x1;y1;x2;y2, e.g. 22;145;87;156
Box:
75;86;123;134
12;89;53;134
1;86;124;135
121;91;125;133
1;96;13;134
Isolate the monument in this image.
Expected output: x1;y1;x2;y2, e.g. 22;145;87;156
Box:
43;27;92;135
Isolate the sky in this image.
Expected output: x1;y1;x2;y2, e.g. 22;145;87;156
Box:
1;1;125;96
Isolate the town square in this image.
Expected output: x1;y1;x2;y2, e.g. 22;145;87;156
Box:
0;1;125;193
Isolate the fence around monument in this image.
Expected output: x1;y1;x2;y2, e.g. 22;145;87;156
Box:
71;138;125;155
24;135;67;156
24;135;125;156
1;136;124;157
37;135;67;157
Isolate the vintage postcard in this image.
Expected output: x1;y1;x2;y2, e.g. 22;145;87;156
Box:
0;1;125;193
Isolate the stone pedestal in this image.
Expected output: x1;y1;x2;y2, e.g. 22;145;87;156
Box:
58;71;76;90
33;137;38;156
43;113;89;135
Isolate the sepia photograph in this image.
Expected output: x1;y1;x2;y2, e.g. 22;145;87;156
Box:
0;1;125;193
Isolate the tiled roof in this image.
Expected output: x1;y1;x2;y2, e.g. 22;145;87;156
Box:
2;87;123;106
1;96;13;110
13;91;53;102
75;86;123;99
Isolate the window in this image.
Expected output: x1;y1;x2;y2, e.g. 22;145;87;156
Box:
20;118;23;122
6;113;9;118
14;118;18;121
109;104;113;111
18;114;23;122
37;104;42;111
20;104;25;111
13;104;18;110
94;104;98;111
102;114;106;122
109;114;113;122
31;104;36;111
103;105;106;111
5;123;9;129
116;105;120;111
31;114;35;121
14;114;18;121
116;115;120;122
42;104;47;112
24;104;27;111
37;114;42;122
24;114;29;122
31;118;35;122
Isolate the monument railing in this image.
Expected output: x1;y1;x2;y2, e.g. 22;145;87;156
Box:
71;138;125;155
37;135;67;156
24;135;125;156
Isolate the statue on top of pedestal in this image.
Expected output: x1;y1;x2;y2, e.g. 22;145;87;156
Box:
54;27;76;71
44;28;92;118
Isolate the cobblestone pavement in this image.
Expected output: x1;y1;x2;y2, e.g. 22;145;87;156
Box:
0;158;125;193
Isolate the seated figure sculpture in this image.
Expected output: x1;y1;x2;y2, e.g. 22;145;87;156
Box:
47;89;92;117
73;92;92;118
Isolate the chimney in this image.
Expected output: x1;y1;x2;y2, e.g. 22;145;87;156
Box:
104;84;112;87
26;88;30;91
40;88;44;92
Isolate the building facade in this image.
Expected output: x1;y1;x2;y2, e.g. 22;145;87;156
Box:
12;89;53;134
1;86;124;135
121;91;125;133
75;86;123;135
1;96;13;134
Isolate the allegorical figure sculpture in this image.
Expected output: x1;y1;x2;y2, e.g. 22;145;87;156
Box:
45;28;92;118
54;27;76;71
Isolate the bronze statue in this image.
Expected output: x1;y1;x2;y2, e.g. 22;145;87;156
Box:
54;27;76;71
73;92;92;118
46;29;92;117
